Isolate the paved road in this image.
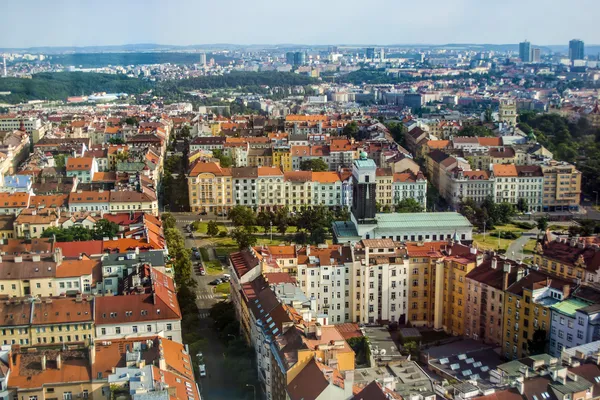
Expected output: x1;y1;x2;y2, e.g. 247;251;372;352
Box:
175;220;239;400
506;230;538;261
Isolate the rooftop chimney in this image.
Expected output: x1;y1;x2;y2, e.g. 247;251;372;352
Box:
41;354;47;371
315;323;322;340
56;353;62;370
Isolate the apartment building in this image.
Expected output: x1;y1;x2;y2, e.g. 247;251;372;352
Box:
502;269;572;359
549;298;596;356
66;156;98;183
296;245;353;324
68;190;110;213
108;190;158;216
351;239;409;324
376;168;394;209
445;168;495;209
0;192;31;215
0;297;93;347
312;172;346;209
232;167;259;207
187;161;233;213
533;234;597;284
13;207;60;238
94;286;182;343
272;146;292;171
283;171;315;210
540;161;582;212
291;144;330;170
0;252;97;298
464;256;519;346
257;166;285;210
493;164;543;212
392;171;427;208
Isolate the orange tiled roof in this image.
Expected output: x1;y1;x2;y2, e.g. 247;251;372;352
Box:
492;164;518;177
312;172;340;184
66;157;95;171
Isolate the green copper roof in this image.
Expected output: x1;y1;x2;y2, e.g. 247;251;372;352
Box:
375;212;472;229
551;298;591;317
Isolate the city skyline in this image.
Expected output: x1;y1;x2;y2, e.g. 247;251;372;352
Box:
1;0;599;48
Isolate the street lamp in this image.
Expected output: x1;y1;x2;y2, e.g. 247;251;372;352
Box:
246;384;256;400
270;221;273;242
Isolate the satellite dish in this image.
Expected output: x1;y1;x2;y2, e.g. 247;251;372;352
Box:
380;349;387;356
373;349;380;355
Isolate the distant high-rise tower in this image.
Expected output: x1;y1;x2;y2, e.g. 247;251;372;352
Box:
286;52;295;65
366;47;375;60
531;48;541;63
569;39;585;61
199;52;207;66
293;52;306;66
380;48;385;61
2;54;6;77
519;41;532;62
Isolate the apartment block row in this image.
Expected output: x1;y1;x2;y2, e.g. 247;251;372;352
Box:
426;149;581;212
230;228;600;362
187;160;426;213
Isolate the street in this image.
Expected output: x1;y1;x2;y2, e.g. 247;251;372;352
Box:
174;216;240;400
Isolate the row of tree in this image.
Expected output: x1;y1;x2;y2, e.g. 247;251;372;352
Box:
459;196;517;230
41;219;120;242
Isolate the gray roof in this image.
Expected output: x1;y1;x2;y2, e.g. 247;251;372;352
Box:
102;250;165;267
375;212;472;230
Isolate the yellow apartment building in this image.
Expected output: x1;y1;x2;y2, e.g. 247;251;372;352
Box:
533;235;589;282
187;161;233;214
503;269;571;359
375;168;394;210
272;147;293;172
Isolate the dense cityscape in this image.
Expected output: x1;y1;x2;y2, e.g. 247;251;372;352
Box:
1;4;600;400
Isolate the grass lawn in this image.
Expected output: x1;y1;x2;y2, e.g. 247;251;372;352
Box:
204;260;223;275
215;282;230;295
199;248;210;261
193;222;208;234
255;225;298;234
473;223;528;252
215;246;237;258
523;238;538;255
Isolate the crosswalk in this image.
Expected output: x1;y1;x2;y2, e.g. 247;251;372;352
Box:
199;312;210;319
197;294;214;300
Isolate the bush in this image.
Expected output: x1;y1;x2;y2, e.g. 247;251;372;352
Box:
218;230;228;237
515;221;536;230
491;231;521;240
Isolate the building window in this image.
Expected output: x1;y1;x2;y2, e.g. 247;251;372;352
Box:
116;327;121;334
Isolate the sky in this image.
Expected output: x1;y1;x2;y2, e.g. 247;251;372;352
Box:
1;0;599;48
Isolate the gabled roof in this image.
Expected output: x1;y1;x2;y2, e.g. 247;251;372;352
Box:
94;291;180;325
66;157;95;171
31;298;93;325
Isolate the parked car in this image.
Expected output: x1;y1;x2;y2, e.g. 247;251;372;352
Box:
193;251;200;259
209;279;222;285
191;247;198;252
199;364;206;377
199;269;206;276
188;233;194;239
221;275;230;282
200;211;208;216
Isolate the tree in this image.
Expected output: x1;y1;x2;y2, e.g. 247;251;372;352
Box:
212;149;233;168
460;125;495;137
343;121;360;139
108;137;125;145
206;220;220;237
93;219;120;240
402;341;419;357
161;213;176;230
517;198;529;213
115;151;129;162
41;226;94;242
54;154;66;169
385;122;406;146
256;211;273;234
231;227;257;249
527;329;547;355
536;217;548;239
484;107;493;123
228;206;256;228
274;207;290;235
299;158;328;172
395;198;424;213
